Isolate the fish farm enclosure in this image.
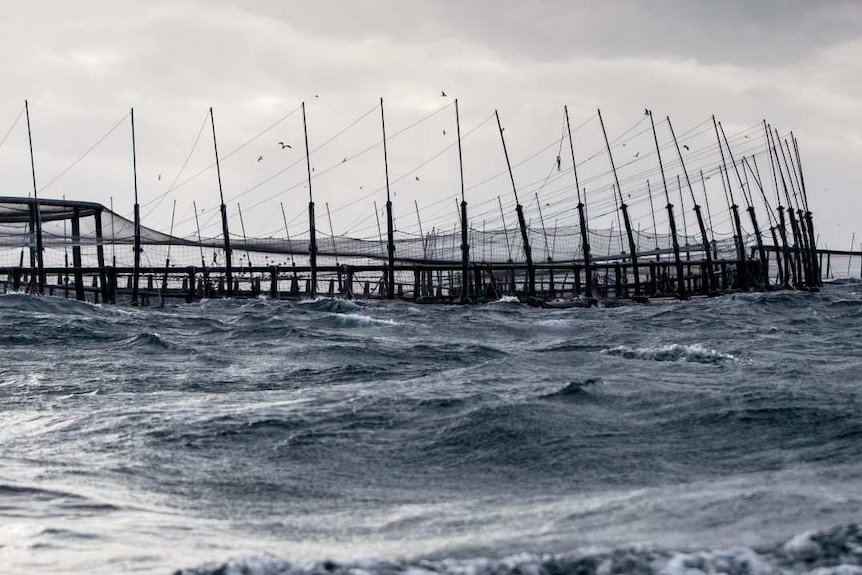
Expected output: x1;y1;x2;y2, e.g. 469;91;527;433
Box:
0;101;833;306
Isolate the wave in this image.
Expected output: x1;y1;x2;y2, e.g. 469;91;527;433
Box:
541;378;602;399
333;313;401;327
174;523;862;575
602;343;739;364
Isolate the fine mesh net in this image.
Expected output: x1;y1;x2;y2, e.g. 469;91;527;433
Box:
0;196;745;271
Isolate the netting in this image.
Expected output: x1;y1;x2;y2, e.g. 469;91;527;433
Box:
0;196;753;273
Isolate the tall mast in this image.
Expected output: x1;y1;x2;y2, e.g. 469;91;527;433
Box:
193;200;206;269
210;107;233;295
768;126;800;287
648;110;686;298
667;116;715;292
280;202;295;266
302;101;317;297
764;121;791;287
497;196;513;262
495;110;535;297
24;100;45;293
792;134;819;285
775;129;810;286
237;203;252;267
646;180;660;257
597;109;642;299
712;115;748;290
380;98;396;299
130;108;142;305
746;156;784;286
455;99;470;302
718;121;766;287
565;105;592;299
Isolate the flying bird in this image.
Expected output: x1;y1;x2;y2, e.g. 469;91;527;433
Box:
441;91;447;97
342;157;347;163
315;94;319;98
683;145;690;151
257;156;263;162
443;129;446;135
634;151;640;158
279;142;292;149
415;176;420;181
644;108;650;115
158;174;162;181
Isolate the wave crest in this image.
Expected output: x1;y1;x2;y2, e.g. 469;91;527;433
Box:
173;523;862;575
602;343;738;364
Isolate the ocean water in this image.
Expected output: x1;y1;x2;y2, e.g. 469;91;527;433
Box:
2;285;862;575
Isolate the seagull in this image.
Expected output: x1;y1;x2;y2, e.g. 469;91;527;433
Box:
683;145;690;151
441;91;447;97
279;142;292;149
257;156;263;162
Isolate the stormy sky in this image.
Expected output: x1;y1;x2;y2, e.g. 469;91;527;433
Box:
1;0;860;249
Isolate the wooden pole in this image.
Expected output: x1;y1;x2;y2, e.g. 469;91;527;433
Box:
597;109;642;298
302;101;318;297
648;110;686;298
719;121;767;287
280;202;295;266
24;100;45;293
380;98;396;299
161;200;176;304
210;107;233;296
71;207;84;301
564;105;593;299
712;116;748;290
495;110;535;297
455;99;470;302
131;108;142;305
667;117;715;292
95;208;108;302
237;203;252;267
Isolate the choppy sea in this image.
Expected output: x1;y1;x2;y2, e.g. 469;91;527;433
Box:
2;284;862;575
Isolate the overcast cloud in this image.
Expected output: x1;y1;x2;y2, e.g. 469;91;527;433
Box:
0;1;859;249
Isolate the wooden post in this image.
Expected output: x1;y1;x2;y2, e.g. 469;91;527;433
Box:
94;209;108;302
186;267;195;303
106;266;117;304
270;266;279;299
71;207;85;301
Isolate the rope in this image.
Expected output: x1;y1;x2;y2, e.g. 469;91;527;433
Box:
0;106;25;151
39;111;131;193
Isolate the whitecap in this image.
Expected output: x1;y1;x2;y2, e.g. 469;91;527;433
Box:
601;343;738;364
